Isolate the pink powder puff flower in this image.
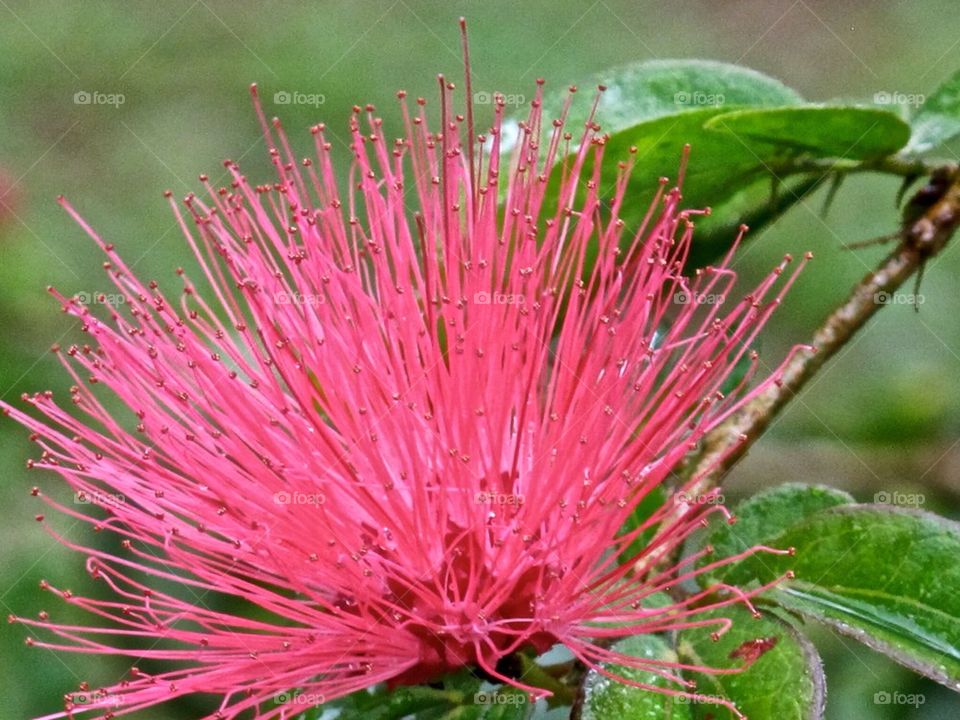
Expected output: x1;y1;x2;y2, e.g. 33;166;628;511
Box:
5;26;806;720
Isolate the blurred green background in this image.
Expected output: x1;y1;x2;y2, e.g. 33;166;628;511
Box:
0;0;958;717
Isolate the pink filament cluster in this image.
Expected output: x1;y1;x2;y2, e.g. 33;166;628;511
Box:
6;38;804;720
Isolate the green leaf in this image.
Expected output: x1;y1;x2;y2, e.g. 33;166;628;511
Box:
908;68;960;153
327;674;532;720
714;505;960;690
526;60;806;268
692;174;824;267
580;634;693;720
538;59;802;135
532;63;917;269
439;672;531;720
294;708;324;720
677;605;825;720
330;686;453;719
543;107;774;272
541;105;908;269
700;483;855;587
704;105;912;160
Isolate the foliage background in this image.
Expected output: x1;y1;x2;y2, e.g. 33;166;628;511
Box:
0;1;957;717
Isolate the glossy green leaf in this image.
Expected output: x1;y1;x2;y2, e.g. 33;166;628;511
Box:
541;105;907;269
677;605;825;720
526;60;807;267
704;106;912;160
538;59;802;135
580;634;693;720
532;64;917;269
908;68;960;153
542;107;776;273
713;505;960;690
700;483;855;587
692;174;824;267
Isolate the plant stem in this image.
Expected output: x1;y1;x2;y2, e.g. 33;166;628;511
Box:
683;164;960;496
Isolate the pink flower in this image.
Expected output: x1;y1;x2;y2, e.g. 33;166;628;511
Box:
6;34;804;720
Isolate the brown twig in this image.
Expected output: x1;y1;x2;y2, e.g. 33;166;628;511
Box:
686;163;960;492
